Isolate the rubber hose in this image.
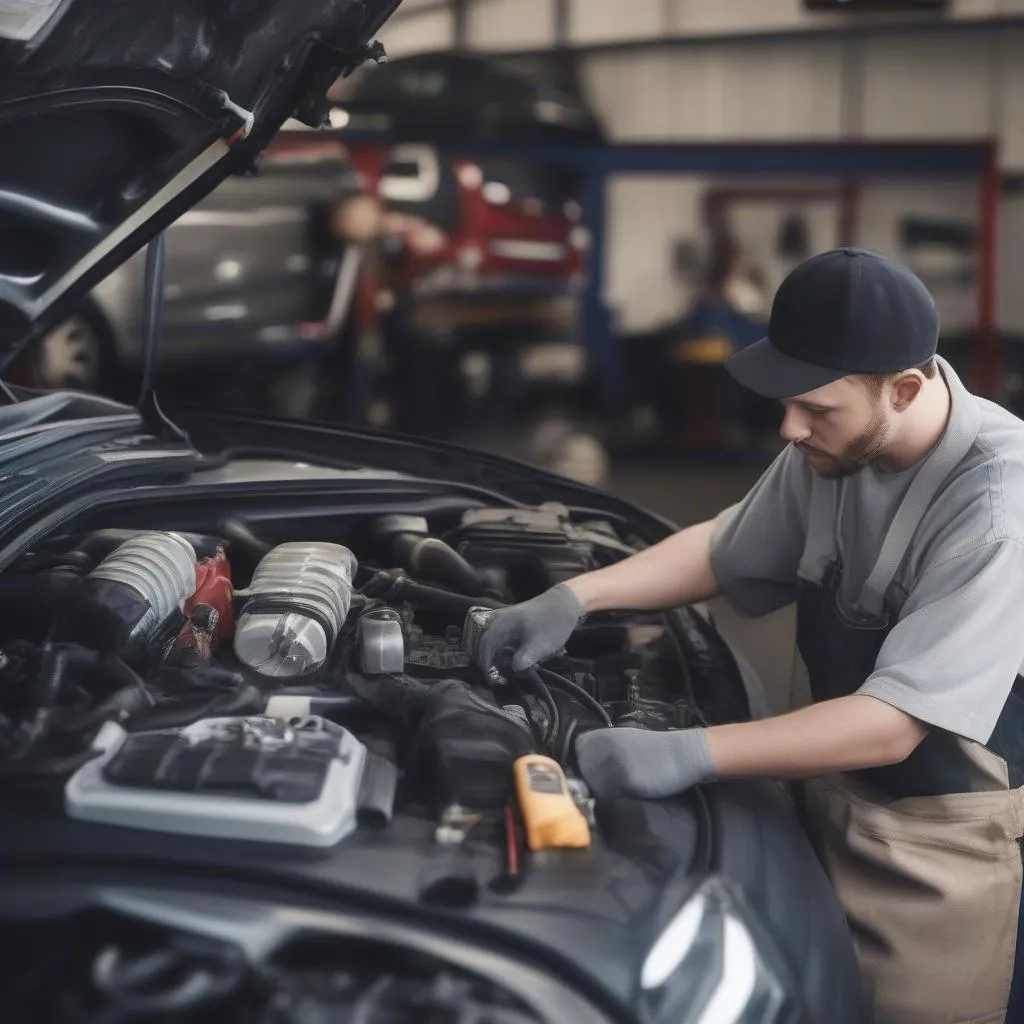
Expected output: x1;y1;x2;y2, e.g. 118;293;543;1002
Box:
377;573;503;617
520;667;560;752
66;529;221;564
125;684;265;733
57;681;154;736
217;517;271;564
157;664;247;695
97;652;150;696
393;534;486;597
30;643;99;708
538;667;613;728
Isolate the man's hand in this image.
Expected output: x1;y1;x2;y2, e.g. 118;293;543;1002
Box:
575;726;717;799
475;584;585;675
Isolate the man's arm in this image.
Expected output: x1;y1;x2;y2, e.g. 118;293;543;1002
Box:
475;447;811;675
575;695;929;799
705;694;928;780
566;520;721;614
567;443;814;617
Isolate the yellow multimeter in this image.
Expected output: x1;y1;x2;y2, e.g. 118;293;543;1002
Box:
513;754;591;851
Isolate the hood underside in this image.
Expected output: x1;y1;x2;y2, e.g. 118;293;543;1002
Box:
0;0;402;358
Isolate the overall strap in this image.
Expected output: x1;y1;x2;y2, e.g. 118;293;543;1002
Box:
859;390;982;617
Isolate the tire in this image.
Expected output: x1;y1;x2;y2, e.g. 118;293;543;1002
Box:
31;312;110;393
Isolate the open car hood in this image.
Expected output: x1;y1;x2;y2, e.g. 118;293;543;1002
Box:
0;0;403;360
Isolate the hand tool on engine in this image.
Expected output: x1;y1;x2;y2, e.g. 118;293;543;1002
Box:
513;754;591;851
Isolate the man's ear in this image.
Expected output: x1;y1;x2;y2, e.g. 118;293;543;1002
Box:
890;372;925;411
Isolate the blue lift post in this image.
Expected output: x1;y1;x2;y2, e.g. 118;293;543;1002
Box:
416;139;1000;414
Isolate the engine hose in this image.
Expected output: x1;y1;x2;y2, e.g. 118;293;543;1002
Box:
393;535;487;597
366;571;503;617
30;643;99;708
13;550;95;574
157;663;248;695
0;746;102;779
125;684;265;733
55;680;155;737
560;717;580;768
520;668;560;753
62;529;223;565
217;517;271;564
537;667;613;728
91;937;245;1014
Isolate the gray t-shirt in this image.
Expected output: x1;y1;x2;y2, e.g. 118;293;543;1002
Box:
710;358;1024;745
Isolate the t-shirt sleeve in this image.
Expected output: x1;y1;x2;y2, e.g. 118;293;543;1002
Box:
859;539;1024;743
709;445;814;617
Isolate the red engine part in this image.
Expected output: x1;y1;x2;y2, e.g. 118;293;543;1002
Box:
187;547;234;641
166;547;234;669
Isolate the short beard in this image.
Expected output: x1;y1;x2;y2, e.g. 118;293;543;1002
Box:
799;410;890;479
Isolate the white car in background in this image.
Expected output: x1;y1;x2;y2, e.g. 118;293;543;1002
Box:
20;141;362;415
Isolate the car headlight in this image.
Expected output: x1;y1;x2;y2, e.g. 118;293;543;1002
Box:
640;876;787;1024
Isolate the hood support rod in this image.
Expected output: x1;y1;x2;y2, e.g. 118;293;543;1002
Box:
139;233;188;443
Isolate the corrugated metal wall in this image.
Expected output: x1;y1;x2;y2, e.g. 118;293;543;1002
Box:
377;0;1024;332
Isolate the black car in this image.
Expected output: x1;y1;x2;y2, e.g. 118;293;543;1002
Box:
332;51;605;144
0;2;867;1022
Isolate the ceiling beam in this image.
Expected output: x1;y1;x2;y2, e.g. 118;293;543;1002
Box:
462;13;1024;58
387;0;450;21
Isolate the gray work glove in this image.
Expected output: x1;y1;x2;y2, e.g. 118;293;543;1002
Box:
575;726;717;800
475;583;585;676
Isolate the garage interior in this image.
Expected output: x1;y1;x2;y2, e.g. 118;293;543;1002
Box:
337;0;1023;713
7;1;1024;1020
19;0;1015;713
18;2;1024;713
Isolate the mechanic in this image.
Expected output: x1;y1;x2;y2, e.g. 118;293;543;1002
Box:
476;247;1024;1024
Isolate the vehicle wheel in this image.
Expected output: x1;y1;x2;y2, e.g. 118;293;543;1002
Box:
31;313;109;392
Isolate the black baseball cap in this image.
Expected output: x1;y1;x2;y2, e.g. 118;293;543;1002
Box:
725;247;939;399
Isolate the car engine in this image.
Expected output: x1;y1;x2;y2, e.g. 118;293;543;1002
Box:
0;501;755;1023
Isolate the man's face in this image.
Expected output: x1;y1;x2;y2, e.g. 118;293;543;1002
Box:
780;377;890;478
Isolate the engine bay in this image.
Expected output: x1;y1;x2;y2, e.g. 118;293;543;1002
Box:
0;498;754;1022
0;500;750;800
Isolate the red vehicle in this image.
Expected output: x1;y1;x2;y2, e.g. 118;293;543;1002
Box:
374;144;587;302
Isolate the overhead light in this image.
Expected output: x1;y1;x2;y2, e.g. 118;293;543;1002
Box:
457;246;484;271
534;100;582;125
214;259;243;283
204;304;247;321
482;182;511;205
569;226;590;251
457;163;483;190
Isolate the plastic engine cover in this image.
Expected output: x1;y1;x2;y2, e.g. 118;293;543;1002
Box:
65;716;369;847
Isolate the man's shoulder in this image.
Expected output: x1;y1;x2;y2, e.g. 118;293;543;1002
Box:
933;397;1024;547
